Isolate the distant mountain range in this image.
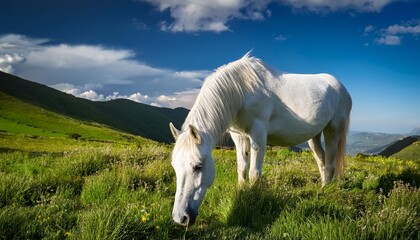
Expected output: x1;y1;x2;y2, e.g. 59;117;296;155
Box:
347;131;420;156
346;131;404;155
1;71;418;155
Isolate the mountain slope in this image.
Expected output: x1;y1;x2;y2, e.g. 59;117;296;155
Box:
0;91;146;144
0;71;188;143
378;136;420;157
391;140;420;161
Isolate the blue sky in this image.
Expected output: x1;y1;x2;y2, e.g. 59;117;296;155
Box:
0;0;419;134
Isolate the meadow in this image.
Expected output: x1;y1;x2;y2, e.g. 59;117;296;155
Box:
0;134;419;240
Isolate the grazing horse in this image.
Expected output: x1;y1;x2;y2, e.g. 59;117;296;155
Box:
169;52;352;226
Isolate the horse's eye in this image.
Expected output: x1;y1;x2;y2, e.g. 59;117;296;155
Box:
192;163;203;172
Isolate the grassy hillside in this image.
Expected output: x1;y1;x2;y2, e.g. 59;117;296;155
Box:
392;140;420;161
378;136;420;157
0;92;149;145
0;71;188;143
0;135;419;239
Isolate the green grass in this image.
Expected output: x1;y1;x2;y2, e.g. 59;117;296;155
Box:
392;141;420;161
0;138;419;239
3;71;418;238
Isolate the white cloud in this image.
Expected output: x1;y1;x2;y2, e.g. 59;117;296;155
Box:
156;89;200;109
0;34;210;109
371;20;420;45
175;70;212;80
27;44;134;69
364;25;375;33
0;34;49;51
386;22;420;35
144;0;272;32
77;90;150;103
375;35;401;45
0;53;26;73
142;0;397;32
280;0;397;12
52;82;198;108
79;90;106;101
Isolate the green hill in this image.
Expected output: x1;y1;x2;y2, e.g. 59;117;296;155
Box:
391;140;420;161
378;136;420;157
0;91;153;151
0;71;188;143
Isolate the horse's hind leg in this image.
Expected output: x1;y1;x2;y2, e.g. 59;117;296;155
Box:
230;132;250;185
308;133;325;185
323;120;344;186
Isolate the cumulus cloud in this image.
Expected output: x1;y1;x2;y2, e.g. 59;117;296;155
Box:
368;20;420;45
386;21;420;35
78;91;151;103
0;34;211;109
51;81;198;108
142;0;397;32
156;89;200;108
0;53;26;73
79;90;106;101
144;0;272;32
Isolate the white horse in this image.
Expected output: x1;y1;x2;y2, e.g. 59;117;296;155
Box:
169;52;352;226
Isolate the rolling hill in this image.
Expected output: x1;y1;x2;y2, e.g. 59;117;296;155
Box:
0;91;138;141
378;136;420;157
0;71;188;143
391;139;420;161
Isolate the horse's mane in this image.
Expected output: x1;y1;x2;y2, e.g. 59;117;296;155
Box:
182;52;265;143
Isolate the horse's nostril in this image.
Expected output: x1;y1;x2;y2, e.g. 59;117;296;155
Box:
180;215;189;226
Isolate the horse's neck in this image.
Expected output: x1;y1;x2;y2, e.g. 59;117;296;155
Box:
183;108;234;148
182;57;262;146
183;95;241;147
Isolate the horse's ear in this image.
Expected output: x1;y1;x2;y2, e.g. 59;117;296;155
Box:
169;122;180;141
189;124;201;144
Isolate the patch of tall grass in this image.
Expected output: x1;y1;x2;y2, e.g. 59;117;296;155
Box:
0;142;419;239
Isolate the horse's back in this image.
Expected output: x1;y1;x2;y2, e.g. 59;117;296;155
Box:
269;72;350;117
232;71;351;146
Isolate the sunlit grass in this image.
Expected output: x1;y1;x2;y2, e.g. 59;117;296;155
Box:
0;135;419;239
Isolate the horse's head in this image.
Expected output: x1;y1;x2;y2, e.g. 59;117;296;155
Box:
169;123;215;226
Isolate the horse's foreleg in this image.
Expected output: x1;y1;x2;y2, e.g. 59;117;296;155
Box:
308;133;325;185
230;132;250;185
248;123;267;184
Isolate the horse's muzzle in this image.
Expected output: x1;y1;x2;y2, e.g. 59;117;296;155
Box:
172;208;197;226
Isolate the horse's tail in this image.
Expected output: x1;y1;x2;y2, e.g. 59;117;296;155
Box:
336;114;350;178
